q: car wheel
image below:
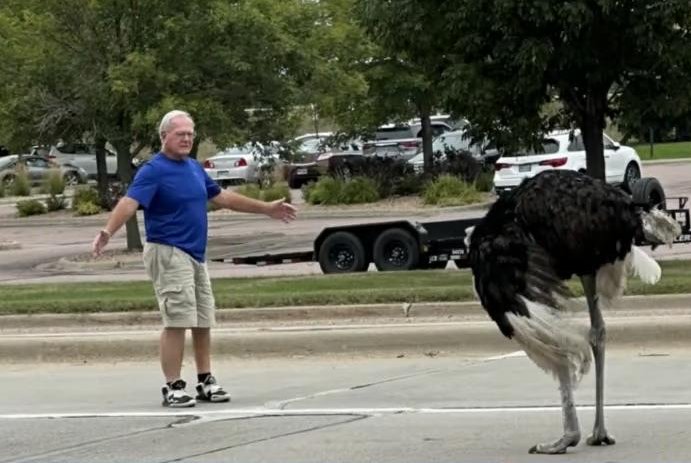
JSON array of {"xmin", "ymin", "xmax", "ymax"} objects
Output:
[
  {"xmin": 622, "ymin": 162, "xmax": 641, "ymax": 193},
  {"xmin": 63, "ymin": 172, "xmax": 80, "ymax": 186},
  {"xmin": 2, "ymin": 174, "xmax": 15, "ymax": 187},
  {"xmin": 373, "ymin": 228, "xmax": 419, "ymax": 271},
  {"xmin": 318, "ymin": 231, "xmax": 368, "ymax": 273}
]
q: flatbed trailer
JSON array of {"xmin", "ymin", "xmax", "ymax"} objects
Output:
[{"xmin": 215, "ymin": 178, "xmax": 691, "ymax": 274}]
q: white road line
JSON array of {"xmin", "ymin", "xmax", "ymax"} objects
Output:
[{"xmin": 2, "ymin": 404, "xmax": 690, "ymax": 420}]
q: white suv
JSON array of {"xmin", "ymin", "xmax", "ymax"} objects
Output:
[{"xmin": 493, "ymin": 130, "xmax": 642, "ymax": 194}]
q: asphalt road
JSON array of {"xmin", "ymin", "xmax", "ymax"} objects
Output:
[{"xmin": 1, "ymin": 347, "xmax": 689, "ymax": 462}]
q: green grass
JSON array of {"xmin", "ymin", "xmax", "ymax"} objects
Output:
[
  {"xmin": 632, "ymin": 141, "xmax": 691, "ymax": 161},
  {"xmin": 1, "ymin": 260, "xmax": 691, "ymax": 315}
]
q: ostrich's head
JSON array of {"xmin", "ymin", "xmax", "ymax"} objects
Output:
[{"xmin": 642, "ymin": 208, "xmax": 682, "ymax": 247}]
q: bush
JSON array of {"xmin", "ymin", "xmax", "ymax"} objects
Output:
[
  {"xmin": 306, "ymin": 177, "xmax": 343, "ymax": 205},
  {"xmin": 72, "ymin": 186, "xmax": 100, "ymax": 210},
  {"xmin": 338, "ymin": 177, "xmax": 380, "ymax": 204},
  {"xmin": 46, "ymin": 194, "xmax": 67, "ymax": 212},
  {"xmin": 16, "ymin": 199, "xmax": 47, "ymax": 217},
  {"xmin": 262, "ymin": 182, "xmax": 291, "ymax": 203},
  {"xmin": 423, "ymin": 175, "xmax": 484, "ymax": 207},
  {"xmin": 41, "ymin": 169, "xmax": 66, "ymax": 195},
  {"xmin": 75, "ymin": 201, "xmax": 102, "ymax": 216},
  {"xmin": 235, "ymin": 183, "xmax": 262, "ymax": 200},
  {"xmin": 329, "ymin": 156, "xmax": 417, "ymax": 197},
  {"xmin": 301, "ymin": 181, "xmax": 317, "ymax": 203},
  {"xmin": 10, "ymin": 167, "xmax": 31, "ymax": 197},
  {"xmin": 475, "ymin": 169, "xmax": 495, "ymax": 192}
]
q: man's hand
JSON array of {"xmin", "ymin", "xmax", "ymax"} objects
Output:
[
  {"xmin": 92, "ymin": 230, "xmax": 111, "ymax": 257},
  {"xmin": 266, "ymin": 198, "xmax": 297, "ymax": 223}
]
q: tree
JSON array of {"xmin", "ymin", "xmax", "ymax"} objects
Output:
[
  {"xmin": 360, "ymin": 1, "xmax": 691, "ymax": 180},
  {"xmin": 356, "ymin": 1, "xmax": 448, "ymax": 172},
  {"xmin": 0, "ymin": 0, "xmax": 335, "ymax": 250}
]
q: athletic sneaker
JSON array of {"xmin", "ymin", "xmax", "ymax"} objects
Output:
[
  {"xmin": 162, "ymin": 379, "xmax": 196, "ymax": 408},
  {"xmin": 195, "ymin": 375, "xmax": 231, "ymax": 403}
]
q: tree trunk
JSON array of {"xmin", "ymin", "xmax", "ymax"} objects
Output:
[
  {"xmin": 418, "ymin": 106, "xmax": 434, "ymax": 173},
  {"xmin": 94, "ymin": 136, "xmax": 109, "ymax": 209},
  {"xmin": 114, "ymin": 140, "xmax": 143, "ymax": 251},
  {"xmin": 580, "ymin": 91, "xmax": 607, "ymax": 181},
  {"xmin": 189, "ymin": 137, "xmax": 200, "ymax": 160}
]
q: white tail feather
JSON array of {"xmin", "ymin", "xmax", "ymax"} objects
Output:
[
  {"xmin": 507, "ymin": 298, "xmax": 591, "ymax": 385},
  {"xmin": 628, "ymin": 245, "xmax": 661, "ymax": 285}
]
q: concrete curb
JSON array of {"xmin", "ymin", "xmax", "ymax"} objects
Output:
[
  {"xmin": 641, "ymin": 158, "xmax": 691, "ymax": 165},
  {"xmin": 2, "ymin": 313, "xmax": 691, "ymax": 363},
  {"xmin": 3, "ymin": 293, "xmax": 691, "ymax": 330}
]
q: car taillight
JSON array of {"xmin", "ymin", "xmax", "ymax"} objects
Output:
[
  {"xmin": 539, "ymin": 157, "xmax": 568, "ymax": 168},
  {"xmin": 203, "ymin": 160, "xmax": 214, "ymax": 168},
  {"xmin": 495, "ymin": 163, "xmax": 510, "ymax": 170},
  {"xmin": 399, "ymin": 141, "xmax": 420, "ymax": 149},
  {"xmin": 234, "ymin": 158, "xmax": 247, "ymax": 167}
]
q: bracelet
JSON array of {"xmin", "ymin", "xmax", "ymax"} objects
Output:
[{"xmin": 101, "ymin": 229, "xmax": 112, "ymax": 238}]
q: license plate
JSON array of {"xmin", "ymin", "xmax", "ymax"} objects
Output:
[
  {"xmin": 519, "ymin": 164, "xmax": 531, "ymax": 172},
  {"xmin": 296, "ymin": 168, "xmax": 308, "ymax": 175},
  {"xmin": 217, "ymin": 170, "xmax": 229, "ymax": 177}
]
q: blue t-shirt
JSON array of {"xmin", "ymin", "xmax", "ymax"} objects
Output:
[{"xmin": 127, "ymin": 153, "xmax": 222, "ymax": 262}]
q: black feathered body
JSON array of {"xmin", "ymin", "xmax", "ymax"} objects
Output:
[{"xmin": 468, "ymin": 170, "xmax": 641, "ymax": 338}]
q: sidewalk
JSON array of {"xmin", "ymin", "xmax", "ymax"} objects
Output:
[{"xmin": 2, "ymin": 294, "xmax": 691, "ymax": 363}]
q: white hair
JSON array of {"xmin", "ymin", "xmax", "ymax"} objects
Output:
[{"xmin": 159, "ymin": 110, "xmax": 193, "ymax": 137}]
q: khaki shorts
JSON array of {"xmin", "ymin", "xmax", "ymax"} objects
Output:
[{"xmin": 143, "ymin": 243, "xmax": 216, "ymax": 328}]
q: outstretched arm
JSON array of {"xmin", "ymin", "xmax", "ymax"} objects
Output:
[
  {"xmin": 210, "ymin": 190, "xmax": 297, "ymax": 223},
  {"xmin": 91, "ymin": 196, "xmax": 140, "ymax": 256}
]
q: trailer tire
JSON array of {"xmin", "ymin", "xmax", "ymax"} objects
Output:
[
  {"xmin": 318, "ymin": 231, "xmax": 368, "ymax": 273},
  {"xmin": 631, "ymin": 177, "xmax": 665, "ymax": 209},
  {"xmin": 373, "ymin": 228, "xmax": 419, "ymax": 271}
]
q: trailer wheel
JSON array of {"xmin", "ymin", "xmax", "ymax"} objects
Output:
[
  {"xmin": 373, "ymin": 228, "xmax": 419, "ymax": 271},
  {"xmin": 631, "ymin": 177, "xmax": 665, "ymax": 209},
  {"xmin": 318, "ymin": 231, "xmax": 368, "ymax": 273}
]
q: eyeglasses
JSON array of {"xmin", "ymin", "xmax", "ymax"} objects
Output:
[{"xmin": 172, "ymin": 131, "xmax": 195, "ymax": 139}]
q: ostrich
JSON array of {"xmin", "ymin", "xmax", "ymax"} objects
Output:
[{"xmin": 467, "ymin": 169, "xmax": 681, "ymax": 454}]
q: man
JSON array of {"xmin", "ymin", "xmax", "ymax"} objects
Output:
[{"xmin": 92, "ymin": 110, "xmax": 297, "ymax": 407}]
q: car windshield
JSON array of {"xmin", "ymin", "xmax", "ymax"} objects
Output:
[{"xmin": 432, "ymin": 132, "xmax": 470, "ymax": 153}]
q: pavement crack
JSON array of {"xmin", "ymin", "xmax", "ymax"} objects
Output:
[
  {"xmin": 2, "ymin": 416, "xmax": 192, "ymax": 463},
  {"xmin": 158, "ymin": 414, "xmax": 368, "ymax": 463},
  {"xmin": 270, "ymin": 368, "xmax": 446, "ymax": 410}
]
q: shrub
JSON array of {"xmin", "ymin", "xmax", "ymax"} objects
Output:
[
  {"xmin": 262, "ymin": 182, "xmax": 291, "ymax": 203},
  {"xmin": 11, "ymin": 167, "xmax": 31, "ymax": 197},
  {"xmin": 72, "ymin": 186, "xmax": 100, "ymax": 210},
  {"xmin": 475, "ymin": 169, "xmax": 495, "ymax": 192},
  {"xmin": 235, "ymin": 183, "xmax": 262, "ymax": 200},
  {"xmin": 423, "ymin": 175, "xmax": 484, "ymax": 206},
  {"xmin": 301, "ymin": 181, "xmax": 317, "ymax": 203},
  {"xmin": 329, "ymin": 156, "xmax": 417, "ymax": 197},
  {"xmin": 41, "ymin": 169, "xmax": 65, "ymax": 195},
  {"xmin": 306, "ymin": 176, "xmax": 343, "ymax": 205},
  {"xmin": 338, "ymin": 177, "xmax": 380, "ymax": 204},
  {"xmin": 46, "ymin": 194, "xmax": 67, "ymax": 212},
  {"xmin": 75, "ymin": 201, "xmax": 102, "ymax": 216},
  {"xmin": 16, "ymin": 199, "xmax": 47, "ymax": 217}
]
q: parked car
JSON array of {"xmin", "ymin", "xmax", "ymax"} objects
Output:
[
  {"xmin": 362, "ymin": 119, "xmax": 453, "ymax": 160},
  {"xmin": 492, "ymin": 130, "xmax": 642, "ymax": 195},
  {"xmin": 47, "ymin": 142, "xmax": 118, "ymax": 179},
  {"xmin": 0, "ymin": 155, "xmax": 88, "ymax": 187},
  {"xmin": 407, "ymin": 129, "xmax": 499, "ymax": 172},
  {"xmin": 203, "ymin": 143, "xmax": 281, "ymax": 187},
  {"xmin": 286, "ymin": 148, "xmax": 364, "ymax": 189}
]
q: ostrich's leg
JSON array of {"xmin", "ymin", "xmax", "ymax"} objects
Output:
[
  {"xmin": 581, "ymin": 275, "xmax": 616, "ymax": 446},
  {"xmin": 529, "ymin": 367, "xmax": 581, "ymax": 454}
]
